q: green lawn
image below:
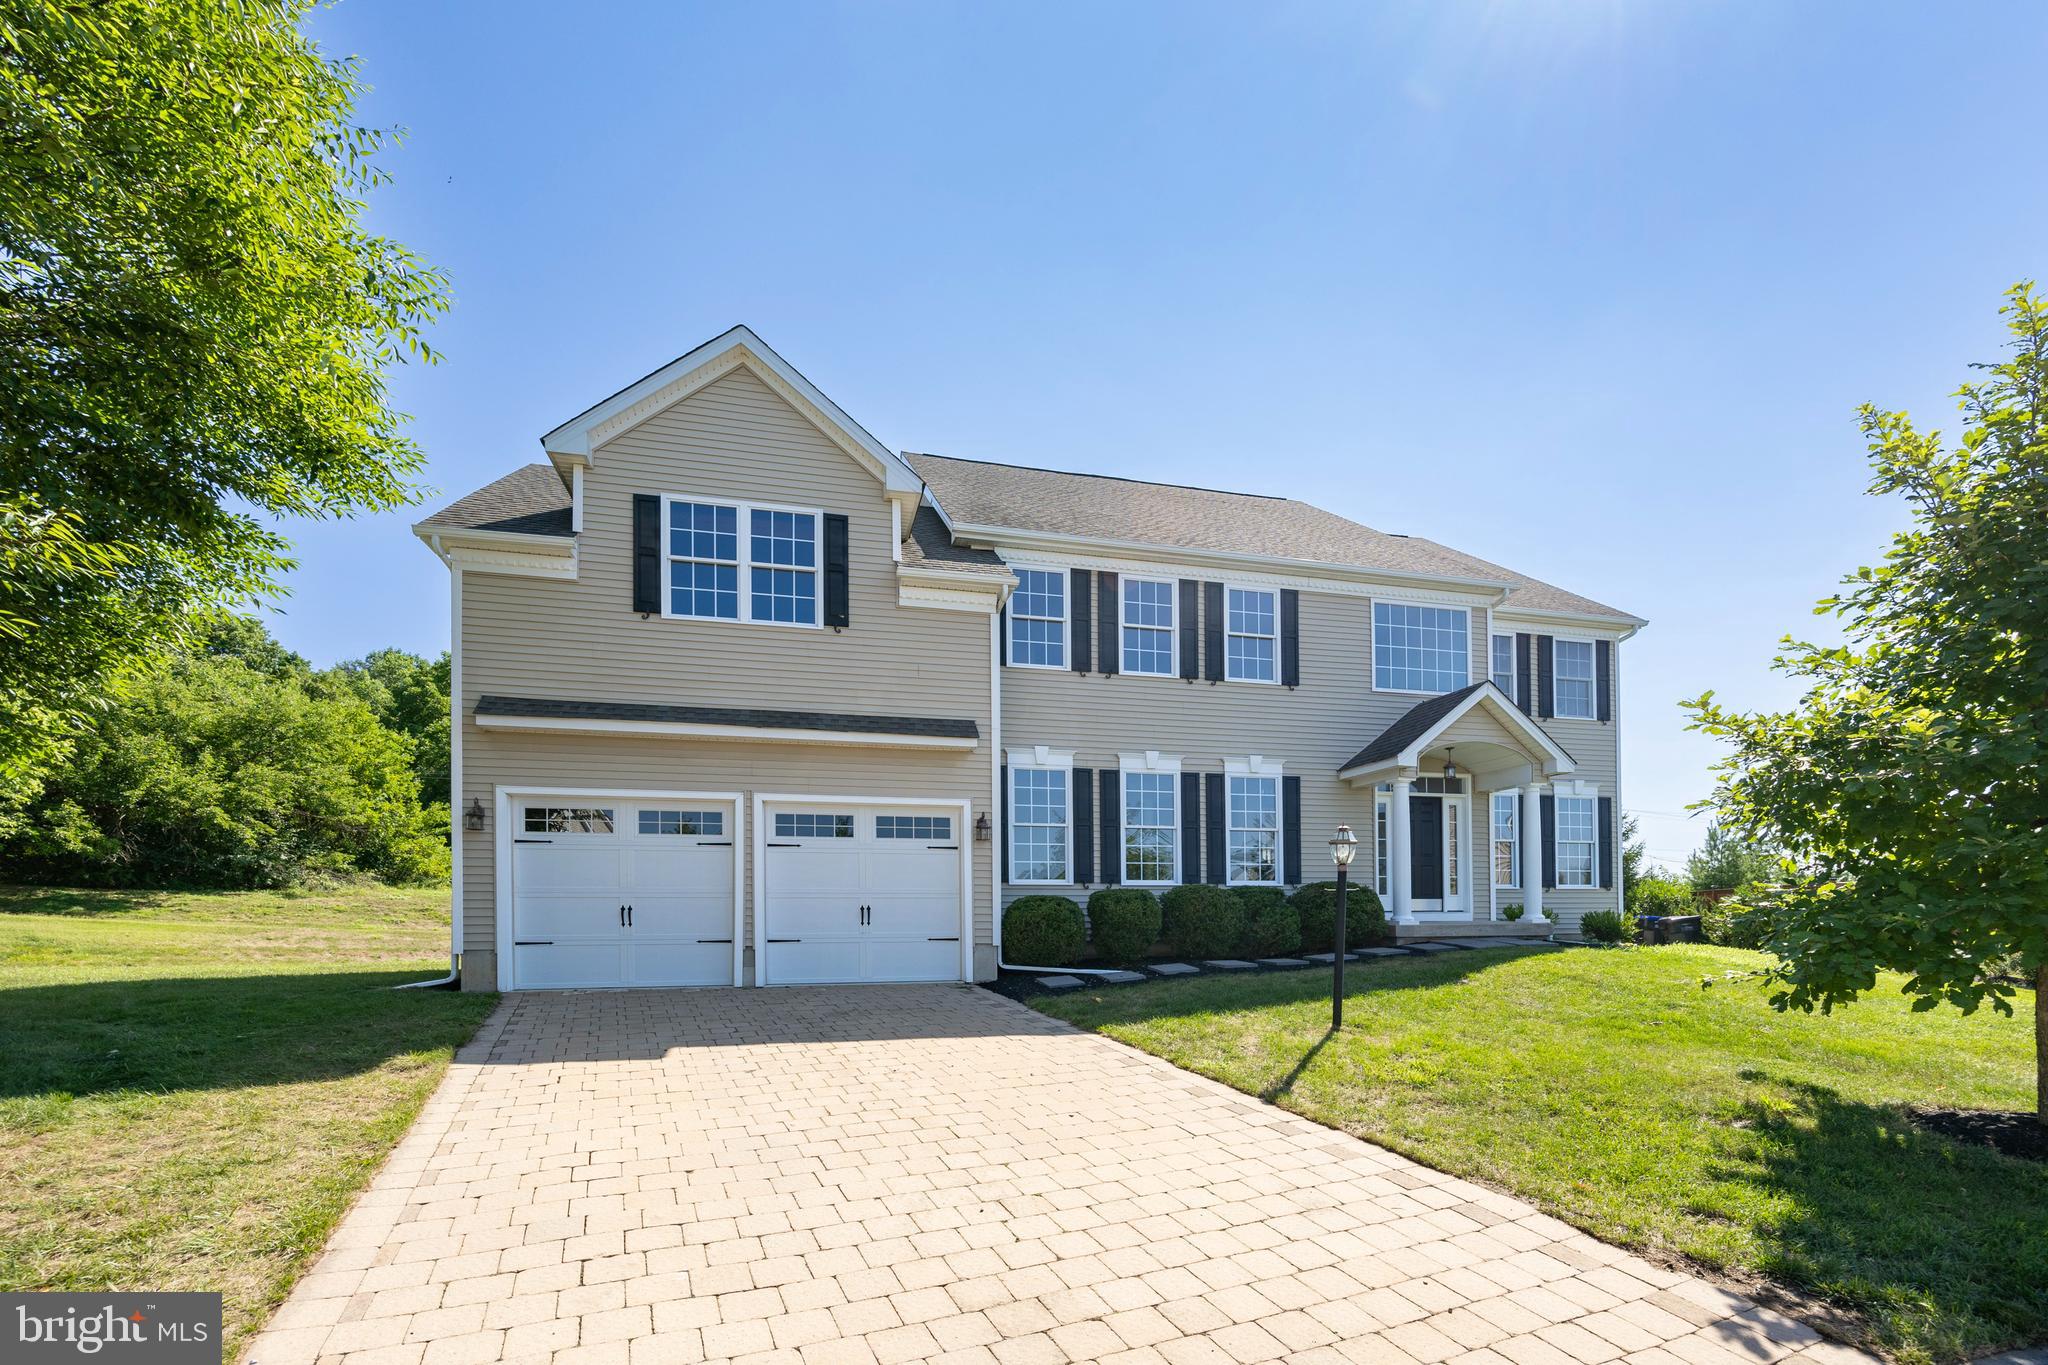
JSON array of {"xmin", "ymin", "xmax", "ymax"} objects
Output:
[
  {"xmin": 1033, "ymin": 944, "xmax": 2045, "ymax": 1365},
  {"xmin": 0, "ymin": 885, "xmax": 496, "ymax": 1359}
]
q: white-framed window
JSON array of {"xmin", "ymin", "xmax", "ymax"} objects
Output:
[
  {"xmin": 1374, "ymin": 787, "xmax": 1391, "ymax": 897},
  {"xmin": 1121, "ymin": 578, "xmax": 1177, "ymax": 676},
  {"xmin": 1447, "ymin": 801, "xmax": 1460, "ymax": 897},
  {"xmin": 640, "ymin": 809, "xmax": 723, "ymax": 836},
  {"xmin": 1225, "ymin": 586, "xmax": 1277, "ymax": 683},
  {"xmin": 1373, "ymin": 601, "xmax": 1470, "ymax": 693},
  {"xmin": 1009, "ymin": 568, "xmax": 1068, "ymax": 668},
  {"xmin": 1491, "ymin": 634, "xmax": 1516, "ymax": 701},
  {"xmin": 1553, "ymin": 639, "xmax": 1596, "ymax": 718},
  {"xmin": 524, "ymin": 806, "xmax": 614, "ymax": 834},
  {"xmin": 664, "ymin": 495, "xmax": 820, "ymax": 627},
  {"xmin": 775, "ymin": 812, "xmax": 853, "ymax": 839},
  {"xmin": 1491, "ymin": 791, "xmax": 1520, "ymax": 888},
  {"xmin": 1122, "ymin": 771, "xmax": 1178, "ymax": 884},
  {"xmin": 1226, "ymin": 774, "xmax": 1280, "ymax": 884},
  {"xmin": 1008, "ymin": 754, "xmax": 1073, "ymax": 883},
  {"xmin": 876, "ymin": 815, "xmax": 951, "ymax": 840},
  {"xmin": 1556, "ymin": 795, "xmax": 1598, "ymax": 887}
]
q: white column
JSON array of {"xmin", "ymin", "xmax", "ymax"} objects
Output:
[
  {"xmin": 1524, "ymin": 783, "xmax": 1548, "ymax": 924},
  {"xmin": 1389, "ymin": 778, "xmax": 1415, "ymax": 925}
]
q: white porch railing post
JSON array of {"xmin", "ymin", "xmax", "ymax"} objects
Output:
[
  {"xmin": 1524, "ymin": 783, "xmax": 1548, "ymax": 924},
  {"xmin": 1389, "ymin": 777, "xmax": 1415, "ymax": 925}
]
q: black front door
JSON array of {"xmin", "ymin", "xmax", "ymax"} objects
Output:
[{"xmin": 1410, "ymin": 795, "xmax": 1444, "ymax": 900}]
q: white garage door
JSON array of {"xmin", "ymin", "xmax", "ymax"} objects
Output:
[
  {"xmin": 510, "ymin": 797, "xmax": 738, "ymax": 990},
  {"xmin": 761, "ymin": 802, "xmax": 963, "ymax": 985}
]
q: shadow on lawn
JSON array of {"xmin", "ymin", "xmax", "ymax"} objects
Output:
[
  {"xmin": 1701, "ymin": 1075, "xmax": 2048, "ymax": 1358},
  {"xmin": 0, "ymin": 970, "xmax": 494, "ymax": 1102},
  {"xmin": 0, "ymin": 887, "xmax": 180, "ymax": 917}
]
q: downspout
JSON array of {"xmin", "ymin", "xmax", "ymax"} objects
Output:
[{"xmin": 400, "ymin": 556, "xmax": 462, "ymax": 989}]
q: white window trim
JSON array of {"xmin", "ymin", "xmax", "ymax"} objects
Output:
[
  {"xmin": 1374, "ymin": 788, "xmax": 1391, "ymax": 898},
  {"xmin": 1223, "ymin": 758, "xmax": 1284, "ymax": 886},
  {"xmin": 1490, "ymin": 788, "xmax": 1521, "ymax": 890},
  {"xmin": 1223, "ymin": 583, "xmax": 1280, "ymax": 685},
  {"xmin": 1491, "ymin": 633, "xmax": 1517, "ymax": 704},
  {"xmin": 1006, "ymin": 565, "xmax": 1071, "ymax": 671},
  {"xmin": 1554, "ymin": 789, "xmax": 1600, "ymax": 889},
  {"xmin": 660, "ymin": 493, "xmax": 824, "ymax": 630},
  {"xmin": 1117, "ymin": 753, "xmax": 1182, "ymax": 887},
  {"xmin": 1550, "ymin": 635, "xmax": 1598, "ymax": 719},
  {"xmin": 1005, "ymin": 745, "xmax": 1075, "ymax": 885},
  {"xmin": 1119, "ymin": 575, "xmax": 1179, "ymax": 677},
  {"xmin": 1371, "ymin": 598, "xmax": 1473, "ymax": 696}
]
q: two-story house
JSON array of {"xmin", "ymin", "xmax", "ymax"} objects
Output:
[{"xmin": 416, "ymin": 327, "xmax": 1643, "ymax": 992}]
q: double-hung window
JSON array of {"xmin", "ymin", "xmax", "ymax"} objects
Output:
[
  {"xmin": 1122, "ymin": 579, "xmax": 1176, "ymax": 676},
  {"xmin": 1491, "ymin": 792, "xmax": 1519, "ymax": 887},
  {"xmin": 1225, "ymin": 587, "xmax": 1277, "ymax": 682},
  {"xmin": 666, "ymin": 496, "xmax": 819, "ymax": 626},
  {"xmin": 1373, "ymin": 602, "xmax": 1469, "ymax": 693},
  {"xmin": 1553, "ymin": 640, "xmax": 1595, "ymax": 718},
  {"xmin": 1227, "ymin": 775, "xmax": 1280, "ymax": 883},
  {"xmin": 1555, "ymin": 796, "xmax": 1597, "ymax": 887},
  {"xmin": 1122, "ymin": 771, "xmax": 1177, "ymax": 884},
  {"xmin": 1491, "ymin": 634, "xmax": 1516, "ymax": 701},
  {"xmin": 1009, "ymin": 569, "xmax": 1067, "ymax": 668},
  {"xmin": 1009, "ymin": 765, "xmax": 1071, "ymax": 882}
]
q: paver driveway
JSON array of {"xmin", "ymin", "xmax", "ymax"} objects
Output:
[{"xmin": 246, "ymin": 985, "xmax": 1870, "ymax": 1365}]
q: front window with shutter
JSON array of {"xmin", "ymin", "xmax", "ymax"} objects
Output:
[
  {"xmin": 1553, "ymin": 640, "xmax": 1596, "ymax": 717},
  {"xmin": 1122, "ymin": 771, "xmax": 1177, "ymax": 884},
  {"xmin": 1556, "ymin": 796, "xmax": 1597, "ymax": 887},
  {"xmin": 1225, "ymin": 587, "xmax": 1277, "ymax": 682},
  {"xmin": 1009, "ymin": 569, "xmax": 1067, "ymax": 668},
  {"xmin": 749, "ymin": 508, "xmax": 817, "ymax": 624},
  {"xmin": 664, "ymin": 495, "xmax": 820, "ymax": 628},
  {"xmin": 1373, "ymin": 602, "xmax": 1470, "ymax": 693},
  {"xmin": 1009, "ymin": 766, "xmax": 1070, "ymax": 882},
  {"xmin": 1491, "ymin": 792, "xmax": 1520, "ymax": 887},
  {"xmin": 1121, "ymin": 579, "xmax": 1176, "ymax": 676},
  {"xmin": 1491, "ymin": 634, "xmax": 1516, "ymax": 700},
  {"xmin": 1227, "ymin": 775, "xmax": 1280, "ymax": 883}
]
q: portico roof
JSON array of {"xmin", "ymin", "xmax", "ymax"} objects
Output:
[{"xmin": 1338, "ymin": 681, "xmax": 1575, "ymax": 782}]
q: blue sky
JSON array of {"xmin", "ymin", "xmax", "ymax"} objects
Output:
[{"xmin": 286, "ymin": 1, "xmax": 2046, "ymax": 873}]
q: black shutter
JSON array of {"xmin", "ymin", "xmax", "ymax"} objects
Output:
[
  {"xmin": 1179, "ymin": 580, "xmax": 1200, "ymax": 680},
  {"xmin": 1100, "ymin": 769, "xmax": 1121, "ymax": 885},
  {"xmin": 1180, "ymin": 772, "xmax": 1201, "ymax": 884},
  {"xmin": 823, "ymin": 513, "xmax": 850, "ymax": 628},
  {"xmin": 1282, "ymin": 775, "xmax": 1302, "ymax": 885},
  {"xmin": 1205, "ymin": 772, "xmax": 1226, "ymax": 883},
  {"xmin": 1098, "ymin": 573, "xmax": 1119, "ymax": 676},
  {"xmin": 1598, "ymin": 796, "xmax": 1615, "ymax": 889},
  {"xmin": 1280, "ymin": 590, "xmax": 1300, "ymax": 688},
  {"xmin": 1070, "ymin": 569, "xmax": 1092, "ymax": 674},
  {"xmin": 1203, "ymin": 582, "xmax": 1225, "ymax": 682},
  {"xmin": 1515, "ymin": 633, "xmax": 1533, "ymax": 716},
  {"xmin": 999, "ymin": 764, "xmax": 1009, "ymax": 883},
  {"xmin": 1073, "ymin": 767, "xmax": 1095, "ymax": 884},
  {"xmin": 1541, "ymin": 792, "xmax": 1557, "ymax": 890},
  {"xmin": 632, "ymin": 494, "xmax": 660, "ymax": 614},
  {"xmin": 998, "ymin": 602, "xmax": 1009, "ymax": 667},
  {"xmin": 1596, "ymin": 640, "xmax": 1613, "ymax": 723},
  {"xmin": 1537, "ymin": 635, "xmax": 1555, "ymax": 719}
]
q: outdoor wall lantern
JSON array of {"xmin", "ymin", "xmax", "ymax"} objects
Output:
[
  {"xmin": 974, "ymin": 812, "xmax": 991, "ymax": 843},
  {"xmin": 1443, "ymin": 748, "xmax": 1458, "ymax": 783},
  {"xmin": 1328, "ymin": 824, "xmax": 1358, "ymax": 1029},
  {"xmin": 463, "ymin": 797, "xmax": 486, "ymax": 832}
]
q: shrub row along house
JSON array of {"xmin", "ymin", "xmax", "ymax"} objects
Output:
[{"xmin": 416, "ymin": 328, "xmax": 1643, "ymax": 990}]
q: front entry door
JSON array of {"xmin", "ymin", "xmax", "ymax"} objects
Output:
[{"xmin": 1410, "ymin": 796, "xmax": 1444, "ymax": 904}]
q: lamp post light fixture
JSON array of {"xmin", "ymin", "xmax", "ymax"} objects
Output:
[{"xmin": 1328, "ymin": 824, "xmax": 1358, "ymax": 1029}]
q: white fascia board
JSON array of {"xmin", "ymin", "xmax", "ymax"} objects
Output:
[
  {"xmin": 475, "ymin": 713, "xmax": 977, "ymax": 750},
  {"xmin": 540, "ymin": 325, "xmax": 920, "ymax": 494},
  {"xmin": 1494, "ymin": 605, "xmax": 1648, "ymax": 635},
  {"xmin": 411, "ymin": 526, "xmax": 579, "ymax": 580}
]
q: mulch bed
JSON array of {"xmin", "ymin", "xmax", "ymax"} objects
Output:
[
  {"xmin": 1911, "ymin": 1106, "xmax": 2048, "ymax": 1163},
  {"xmin": 978, "ymin": 939, "xmax": 1564, "ymax": 1003}
]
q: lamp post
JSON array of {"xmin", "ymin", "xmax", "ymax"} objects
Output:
[{"xmin": 1329, "ymin": 825, "xmax": 1358, "ymax": 1029}]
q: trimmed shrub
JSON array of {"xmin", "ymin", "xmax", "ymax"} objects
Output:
[
  {"xmin": 1700, "ymin": 886, "xmax": 1775, "ymax": 950},
  {"xmin": 1087, "ymin": 888, "xmax": 1162, "ymax": 963},
  {"xmin": 1004, "ymin": 896, "xmax": 1085, "ymax": 965},
  {"xmin": 1632, "ymin": 876, "xmax": 1697, "ymax": 919},
  {"xmin": 1236, "ymin": 887, "xmax": 1301, "ymax": 957},
  {"xmin": 1579, "ymin": 908, "xmax": 1629, "ymax": 944},
  {"xmin": 1291, "ymin": 881, "xmax": 1387, "ymax": 950},
  {"xmin": 1500, "ymin": 902, "xmax": 1526, "ymax": 922},
  {"xmin": 1160, "ymin": 884, "xmax": 1244, "ymax": 959}
]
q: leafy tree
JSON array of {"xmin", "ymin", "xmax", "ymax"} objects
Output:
[
  {"xmin": 1683, "ymin": 819, "xmax": 1778, "ymax": 891},
  {"xmin": 329, "ymin": 647, "xmax": 451, "ymax": 803},
  {"xmin": 1619, "ymin": 811, "xmax": 1646, "ymax": 897},
  {"xmin": 1686, "ymin": 283, "xmax": 2048, "ymax": 1123},
  {"xmin": 0, "ymin": 0, "xmax": 447, "ymax": 799}
]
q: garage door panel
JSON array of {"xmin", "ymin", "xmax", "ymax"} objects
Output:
[
  {"xmin": 771, "ymin": 848, "xmax": 861, "ymax": 892},
  {"xmin": 515, "ymin": 942, "xmax": 626, "ymax": 990},
  {"xmin": 868, "ymin": 894, "xmax": 956, "ymax": 939},
  {"xmin": 762, "ymin": 801, "xmax": 962, "ymax": 985},
  {"xmin": 627, "ymin": 939, "xmax": 732, "ymax": 987},
  {"xmin": 767, "ymin": 889, "xmax": 859, "ymax": 939},
  {"xmin": 514, "ymin": 897, "xmax": 624, "ymax": 940},
  {"xmin": 862, "ymin": 937, "xmax": 957, "ymax": 983},
  {"xmin": 515, "ymin": 845, "xmax": 622, "ymax": 892},
  {"xmin": 865, "ymin": 849, "xmax": 957, "ymax": 893},
  {"xmin": 767, "ymin": 937, "xmax": 866, "ymax": 985}
]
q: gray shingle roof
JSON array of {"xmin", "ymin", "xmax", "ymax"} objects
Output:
[
  {"xmin": 905, "ymin": 453, "xmax": 1636, "ymax": 622},
  {"xmin": 1339, "ymin": 684, "xmax": 1488, "ymax": 772},
  {"xmin": 474, "ymin": 695, "xmax": 978, "ymax": 740},
  {"xmin": 421, "ymin": 464, "xmax": 573, "ymax": 537},
  {"xmin": 900, "ymin": 505, "xmax": 1010, "ymax": 577}
]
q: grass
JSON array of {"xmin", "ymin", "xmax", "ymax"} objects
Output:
[
  {"xmin": 0, "ymin": 884, "xmax": 497, "ymax": 1359},
  {"xmin": 1033, "ymin": 944, "xmax": 2046, "ymax": 1365}
]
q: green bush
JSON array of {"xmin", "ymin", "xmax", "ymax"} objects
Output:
[
  {"xmin": 1291, "ymin": 880, "xmax": 1388, "ymax": 950},
  {"xmin": 1160, "ymin": 884, "xmax": 1244, "ymax": 959},
  {"xmin": 1087, "ymin": 888, "xmax": 1162, "ymax": 963},
  {"xmin": 1004, "ymin": 896, "xmax": 1085, "ymax": 965},
  {"xmin": 1235, "ymin": 887, "xmax": 1301, "ymax": 957},
  {"xmin": 1500, "ymin": 902, "xmax": 1525, "ymax": 922},
  {"xmin": 1700, "ymin": 886, "xmax": 1775, "ymax": 950},
  {"xmin": 1579, "ymin": 908, "xmax": 1630, "ymax": 944},
  {"xmin": 1632, "ymin": 876, "xmax": 1697, "ymax": 919}
]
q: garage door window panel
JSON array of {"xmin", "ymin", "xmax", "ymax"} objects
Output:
[
  {"xmin": 639, "ymin": 809, "xmax": 723, "ymax": 836},
  {"xmin": 776, "ymin": 812, "xmax": 853, "ymax": 839},
  {"xmin": 523, "ymin": 806, "xmax": 615, "ymax": 834},
  {"xmin": 876, "ymin": 815, "xmax": 952, "ymax": 841}
]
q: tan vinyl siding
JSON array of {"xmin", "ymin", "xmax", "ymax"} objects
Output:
[{"xmin": 455, "ymin": 367, "xmax": 994, "ymax": 982}]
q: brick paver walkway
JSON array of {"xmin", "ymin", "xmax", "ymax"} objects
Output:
[{"xmin": 245, "ymin": 985, "xmax": 1872, "ymax": 1365}]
